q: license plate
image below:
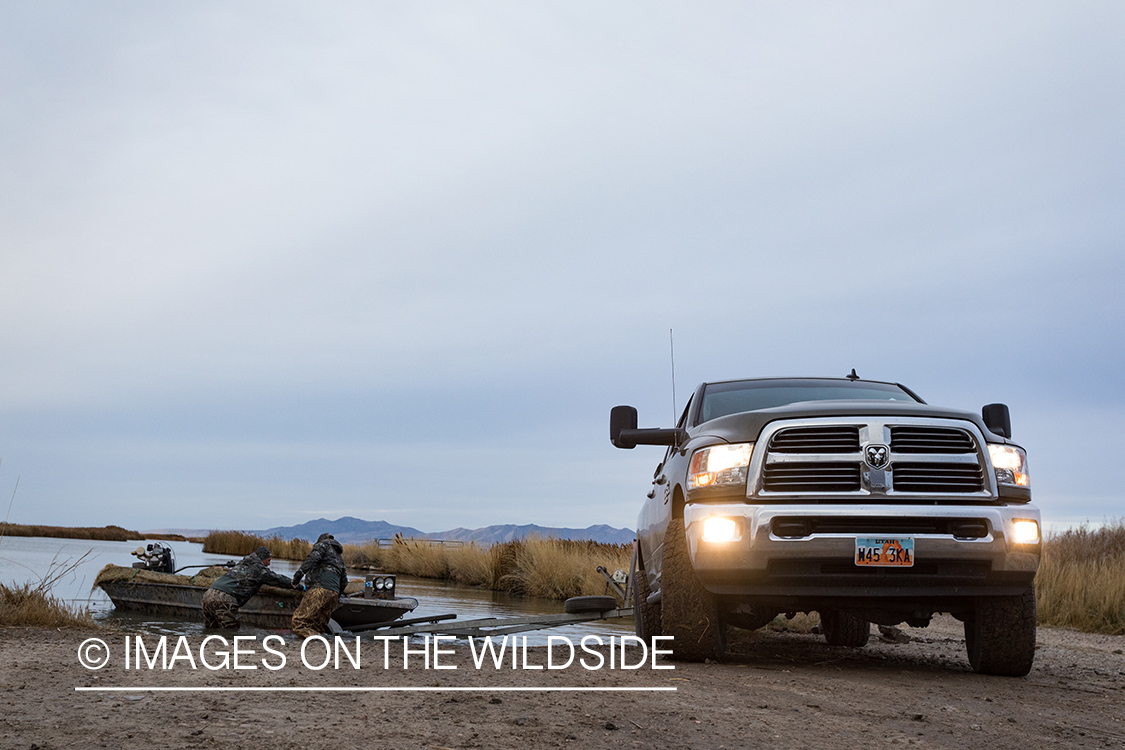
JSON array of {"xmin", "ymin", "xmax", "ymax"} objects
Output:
[{"xmin": 855, "ymin": 537, "xmax": 914, "ymax": 567}]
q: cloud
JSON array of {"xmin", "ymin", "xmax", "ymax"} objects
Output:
[{"xmin": 0, "ymin": 2, "xmax": 1122, "ymax": 529}]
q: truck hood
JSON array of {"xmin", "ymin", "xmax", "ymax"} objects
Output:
[{"xmin": 692, "ymin": 399, "xmax": 1006, "ymax": 444}]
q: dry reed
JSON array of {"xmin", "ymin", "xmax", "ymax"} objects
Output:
[
  {"xmin": 2, "ymin": 551, "xmax": 100, "ymax": 629},
  {"xmin": 0, "ymin": 582, "xmax": 97, "ymax": 629},
  {"xmin": 0, "ymin": 522, "xmax": 141, "ymax": 542},
  {"xmin": 499, "ymin": 538, "xmax": 632, "ymax": 599},
  {"xmin": 341, "ymin": 536, "xmax": 633, "ymax": 601},
  {"xmin": 201, "ymin": 531, "xmax": 311, "ymax": 560},
  {"xmin": 1036, "ymin": 521, "xmax": 1125, "ymax": 634}
]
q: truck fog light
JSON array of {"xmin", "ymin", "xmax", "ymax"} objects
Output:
[
  {"xmin": 1011, "ymin": 519, "xmax": 1040, "ymax": 545},
  {"xmin": 702, "ymin": 517, "xmax": 739, "ymax": 543}
]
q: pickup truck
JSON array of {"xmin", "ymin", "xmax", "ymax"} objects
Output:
[{"xmin": 611, "ymin": 375, "xmax": 1040, "ymax": 676}]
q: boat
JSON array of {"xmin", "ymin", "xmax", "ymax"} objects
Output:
[{"xmin": 95, "ymin": 562, "xmax": 418, "ymax": 630}]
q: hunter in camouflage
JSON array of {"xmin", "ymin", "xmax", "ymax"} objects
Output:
[
  {"xmin": 291, "ymin": 533, "xmax": 349, "ymax": 637},
  {"xmin": 202, "ymin": 546, "xmax": 294, "ymax": 629}
]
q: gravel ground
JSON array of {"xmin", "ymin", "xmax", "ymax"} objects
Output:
[{"xmin": 2, "ymin": 620, "xmax": 1123, "ymax": 749}]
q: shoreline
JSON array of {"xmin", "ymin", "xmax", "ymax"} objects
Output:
[{"xmin": 0, "ymin": 523, "xmax": 187, "ymax": 543}]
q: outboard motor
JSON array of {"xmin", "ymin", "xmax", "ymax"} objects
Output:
[{"xmin": 131, "ymin": 542, "xmax": 176, "ymax": 574}]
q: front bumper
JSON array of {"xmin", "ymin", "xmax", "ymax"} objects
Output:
[{"xmin": 683, "ymin": 502, "xmax": 1040, "ymax": 600}]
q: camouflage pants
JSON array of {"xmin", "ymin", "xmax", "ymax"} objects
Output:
[
  {"xmin": 202, "ymin": 588, "xmax": 241, "ymax": 629},
  {"xmin": 291, "ymin": 586, "xmax": 339, "ymax": 638}
]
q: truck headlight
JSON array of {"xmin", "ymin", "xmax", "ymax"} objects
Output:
[
  {"xmin": 988, "ymin": 444, "xmax": 1029, "ymax": 488},
  {"xmin": 688, "ymin": 443, "xmax": 754, "ymax": 490}
]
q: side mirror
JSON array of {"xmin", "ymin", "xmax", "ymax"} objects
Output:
[
  {"xmin": 610, "ymin": 405, "xmax": 639, "ymax": 449},
  {"xmin": 610, "ymin": 405, "xmax": 686, "ymax": 449},
  {"xmin": 982, "ymin": 403, "xmax": 1012, "ymax": 439}
]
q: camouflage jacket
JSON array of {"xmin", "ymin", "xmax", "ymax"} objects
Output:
[
  {"xmin": 293, "ymin": 537, "xmax": 348, "ymax": 594},
  {"xmin": 208, "ymin": 550, "xmax": 294, "ymax": 606}
]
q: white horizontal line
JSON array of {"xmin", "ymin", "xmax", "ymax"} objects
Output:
[{"xmin": 75, "ymin": 686, "xmax": 677, "ymax": 693}]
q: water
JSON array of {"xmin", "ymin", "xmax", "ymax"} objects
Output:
[
  {"xmin": 0, "ymin": 535, "xmax": 235, "ymax": 610},
  {"xmin": 385, "ymin": 575, "xmax": 634, "ymax": 643},
  {"xmin": 0, "ymin": 536, "xmax": 633, "ymax": 643},
  {"xmin": 0, "ymin": 536, "xmax": 255, "ymax": 635}
]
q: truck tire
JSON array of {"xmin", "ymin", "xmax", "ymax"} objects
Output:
[
  {"xmin": 633, "ymin": 549, "xmax": 662, "ymax": 639},
  {"xmin": 965, "ymin": 586, "xmax": 1036, "ymax": 676},
  {"xmin": 661, "ymin": 517, "xmax": 726, "ymax": 661},
  {"xmin": 820, "ymin": 610, "xmax": 870, "ymax": 647},
  {"xmin": 564, "ymin": 596, "xmax": 619, "ymax": 614}
]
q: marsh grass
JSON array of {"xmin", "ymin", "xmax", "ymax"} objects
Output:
[
  {"xmin": 343, "ymin": 536, "xmax": 633, "ymax": 600},
  {"xmin": 499, "ymin": 538, "xmax": 632, "ymax": 599},
  {"xmin": 0, "ymin": 582, "xmax": 97, "ymax": 628},
  {"xmin": 1036, "ymin": 521, "xmax": 1125, "ymax": 634},
  {"xmin": 0, "ymin": 522, "xmax": 141, "ymax": 542},
  {"xmin": 0, "ymin": 552, "xmax": 99, "ymax": 629},
  {"xmin": 201, "ymin": 531, "xmax": 311, "ymax": 560}
]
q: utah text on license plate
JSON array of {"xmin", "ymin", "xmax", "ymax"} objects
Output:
[{"xmin": 855, "ymin": 537, "xmax": 914, "ymax": 567}]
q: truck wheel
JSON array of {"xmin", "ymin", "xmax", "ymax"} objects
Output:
[
  {"xmin": 965, "ymin": 586, "xmax": 1036, "ymax": 676},
  {"xmin": 564, "ymin": 596, "xmax": 618, "ymax": 614},
  {"xmin": 661, "ymin": 517, "xmax": 726, "ymax": 661},
  {"xmin": 820, "ymin": 610, "xmax": 871, "ymax": 647},
  {"xmin": 633, "ymin": 549, "xmax": 662, "ymax": 639}
]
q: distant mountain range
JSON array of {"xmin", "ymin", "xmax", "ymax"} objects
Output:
[{"xmin": 253, "ymin": 516, "xmax": 635, "ymax": 545}]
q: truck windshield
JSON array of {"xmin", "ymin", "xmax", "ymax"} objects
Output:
[{"xmin": 699, "ymin": 380, "xmax": 918, "ymax": 424}]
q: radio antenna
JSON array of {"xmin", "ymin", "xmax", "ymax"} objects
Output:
[{"xmin": 669, "ymin": 328, "xmax": 677, "ymax": 422}]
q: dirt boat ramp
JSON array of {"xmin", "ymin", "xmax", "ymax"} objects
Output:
[{"xmin": 2, "ymin": 616, "xmax": 1122, "ymax": 749}]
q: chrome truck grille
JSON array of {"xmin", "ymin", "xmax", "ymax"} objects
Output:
[
  {"xmin": 754, "ymin": 419, "xmax": 992, "ymax": 499},
  {"xmin": 767, "ymin": 426, "xmax": 860, "ymax": 453},
  {"xmin": 761, "ymin": 462, "xmax": 861, "ymax": 492},
  {"xmin": 891, "ymin": 462, "xmax": 986, "ymax": 492},
  {"xmin": 889, "ymin": 425, "xmax": 976, "ymax": 453}
]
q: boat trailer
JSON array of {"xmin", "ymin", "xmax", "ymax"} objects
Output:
[{"xmin": 329, "ymin": 561, "xmax": 636, "ymax": 639}]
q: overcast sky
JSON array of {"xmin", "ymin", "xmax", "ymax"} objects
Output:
[{"xmin": 1, "ymin": 2, "xmax": 1121, "ymax": 534}]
